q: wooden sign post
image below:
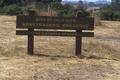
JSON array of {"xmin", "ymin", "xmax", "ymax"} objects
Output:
[
  {"xmin": 76, "ymin": 11, "xmax": 88, "ymax": 56},
  {"xmin": 76, "ymin": 30, "xmax": 82, "ymax": 56},
  {"xmin": 16, "ymin": 11, "xmax": 94, "ymax": 57},
  {"xmin": 28, "ymin": 11, "xmax": 36, "ymax": 55}
]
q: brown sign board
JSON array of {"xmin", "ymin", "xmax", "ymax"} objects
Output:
[
  {"xmin": 16, "ymin": 30, "xmax": 94, "ymax": 37},
  {"xmin": 17, "ymin": 16, "xmax": 94, "ymax": 30},
  {"xmin": 16, "ymin": 11, "xmax": 95, "ymax": 56}
]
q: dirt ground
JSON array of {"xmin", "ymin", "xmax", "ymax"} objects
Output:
[{"xmin": 0, "ymin": 16, "xmax": 120, "ymax": 80}]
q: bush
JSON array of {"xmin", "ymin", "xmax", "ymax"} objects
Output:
[
  {"xmin": 112, "ymin": 11, "xmax": 120, "ymax": 21},
  {"xmin": 51, "ymin": 2, "xmax": 63, "ymax": 10},
  {"xmin": 57, "ymin": 4, "xmax": 75, "ymax": 17},
  {"xmin": 21, "ymin": 4, "xmax": 37, "ymax": 15},
  {"xmin": 0, "ymin": 3, "xmax": 50, "ymax": 15},
  {"xmin": 0, "ymin": 0, "xmax": 4, "ymax": 7},
  {"xmin": 57, "ymin": 9, "xmax": 74, "ymax": 17},
  {"xmin": 2, "ymin": 4, "xmax": 22, "ymax": 15},
  {"xmin": 35, "ymin": 2, "xmax": 48, "ymax": 11},
  {"xmin": 99, "ymin": 4, "xmax": 120, "ymax": 21},
  {"xmin": 100, "ymin": 10, "xmax": 120, "ymax": 21}
]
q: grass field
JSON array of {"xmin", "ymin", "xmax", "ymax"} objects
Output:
[{"xmin": 0, "ymin": 16, "xmax": 120, "ymax": 80}]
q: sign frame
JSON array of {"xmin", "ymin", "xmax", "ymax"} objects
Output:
[{"xmin": 16, "ymin": 11, "xmax": 94, "ymax": 57}]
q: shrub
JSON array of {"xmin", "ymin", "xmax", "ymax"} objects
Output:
[
  {"xmin": 35, "ymin": 2, "xmax": 48, "ymax": 11},
  {"xmin": 99, "ymin": 4, "xmax": 120, "ymax": 21},
  {"xmin": 57, "ymin": 9, "xmax": 74, "ymax": 17},
  {"xmin": 2, "ymin": 4, "xmax": 22, "ymax": 15},
  {"xmin": 57, "ymin": 4, "xmax": 75, "ymax": 17},
  {"xmin": 100, "ymin": 10, "xmax": 120, "ymax": 21},
  {"xmin": 21, "ymin": 4, "xmax": 37, "ymax": 15},
  {"xmin": 112, "ymin": 11, "xmax": 120, "ymax": 21},
  {"xmin": 0, "ymin": 0, "xmax": 4, "ymax": 7},
  {"xmin": 51, "ymin": 2, "xmax": 63, "ymax": 10}
]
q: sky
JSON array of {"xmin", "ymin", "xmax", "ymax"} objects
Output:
[{"xmin": 62, "ymin": 0, "xmax": 111, "ymax": 2}]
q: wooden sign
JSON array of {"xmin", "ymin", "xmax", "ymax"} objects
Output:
[
  {"xmin": 17, "ymin": 16, "xmax": 94, "ymax": 30},
  {"xmin": 16, "ymin": 30, "xmax": 94, "ymax": 37},
  {"xmin": 16, "ymin": 11, "xmax": 94, "ymax": 57}
]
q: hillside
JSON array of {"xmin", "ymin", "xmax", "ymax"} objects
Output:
[{"xmin": 0, "ymin": 16, "xmax": 120, "ymax": 80}]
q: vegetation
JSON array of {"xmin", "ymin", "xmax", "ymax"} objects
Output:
[
  {"xmin": 1, "ymin": 4, "xmax": 22, "ymax": 15},
  {"xmin": 0, "ymin": 0, "xmax": 75, "ymax": 16},
  {"xmin": 99, "ymin": 3, "xmax": 120, "ymax": 21},
  {"xmin": 57, "ymin": 4, "xmax": 75, "ymax": 17},
  {"xmin": 0, "ymin": 0, "xmax": 90, "ymax": 17}
]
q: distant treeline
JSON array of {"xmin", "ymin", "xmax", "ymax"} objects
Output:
[
  {"xmin": 0, "ymin": 0, "xmax": 120, "ymax": 21},
  {"xmin": 0, "ymin": 0, "xmax": 90, "ymax": 17},
  {"xmin": 0, "ymin": 0, "xmax": 62, "ymax": 6},
  {"xmin": 0, "ymin": 0, "xmax": 78, "ymax": 16}
]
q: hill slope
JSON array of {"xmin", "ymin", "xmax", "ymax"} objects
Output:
[{"xmin": 0, "ymin": 16, "xmax": 120, "ymax": 80}]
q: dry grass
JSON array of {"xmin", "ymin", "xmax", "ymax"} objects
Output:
[{"xmin": 0, "ymin": 16, "xmax": 120, "ymax": 80}]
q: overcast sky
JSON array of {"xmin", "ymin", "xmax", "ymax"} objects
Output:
[{"xmin": 62, "ymin": 0, "xmax": 111, "ymax": 2}]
